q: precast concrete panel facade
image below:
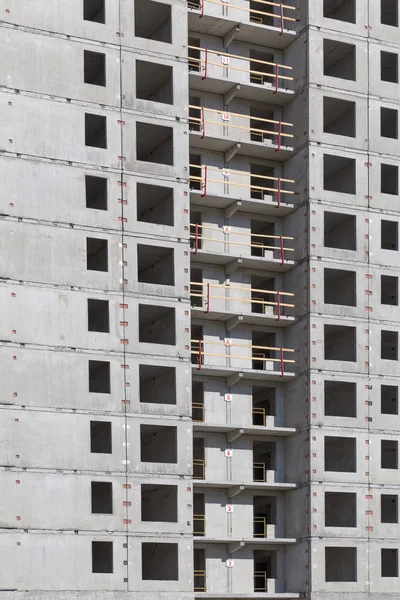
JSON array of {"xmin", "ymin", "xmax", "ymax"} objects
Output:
[{"xmin": 1, "ymin": 1, "xmax": 400, "ymax": 600}]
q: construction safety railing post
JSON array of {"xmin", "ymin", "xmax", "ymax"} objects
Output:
[
  {"xmin": 200, "ymin": 106, "xmax": 205, "ymax": 139},
  {"xmin": 277, "ymin": 290, "xmax": 281, "ymax": 321},
  {"xmin": 201, "ymin": 165, "xmax": 208, "ymax": 198},
  {"xmin": 275, "ymin": 120, "xmax": 282, "ymax": 152},
  {"xmin": 205, "ymin": 282, "xmax": 211, "ymax": 314}
]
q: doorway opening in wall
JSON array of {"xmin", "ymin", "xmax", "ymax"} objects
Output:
[
  {"xmin": 253, "ymin": 496, "xmax": 276, "ymax": 538},
  {"xmin": 253, "ymin": 441, "xmax": 275, "ymax": 481},
  {"xmin": 193, "ymin": 493, "xmax": 206, "ymax": 536},
  {"xmin": 194, "ymin": 549, "xmax": 206, "ymax": 591},
  {"xmin": 250, "ymin": 164, "xmax": 275, "ymax": 200},
  {"xmin": 190, "ymin": 155, "xmax": 202, "ymax": 191},
  {"xmin": 250, "ymin": 105, "xmax": 275, "ymax": 143},
  {"xmin": 191, "ymin": 269, "xmax": 203, "ymax": 309},
  {"xmin": 252, "ymin": 330, "xmax": 276, "ymax": 370},
  {"xmin": 193, "ymin": 437, "xmax": 205, "ymax": 479},
  {"xmin": 252, "ymin": 386, "xmax": 276, "ymax": 426},
  {"xmin": 251, "ymin": 276, "xmax": 276, "ymax": 315},
  {"xmin": 251, "ymin": 219, "xmax": 275, "ymax": 258},
  {"xmin": 190, "ymin": 212, "xmax": 203, "ymax": 251},
  {"xmin": 254, "ymin": 550, "xmax": 276, "ymax": 591},
  {"xmin": 192, "ymin": 380, "xmax": 205, "ymax": 422},
  {"xmin": 249, "ymin": 51, "xmax": 275, "ymax": 86}
]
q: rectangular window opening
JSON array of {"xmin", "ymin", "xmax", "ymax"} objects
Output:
[
  {"xmin": 137, "ymin": 182, "xmax": 174, "ymax": 226},
  {"xmin": 136, "ymin": 122, "xmax": 173, "ymax": 165},
  {"xmin": 324, "ymin": 268, "xmax": 356, "ymax": 306},
  {"xmin": 325, "ymin": 492, "xmax": 357, "ymax": 527},
  {"xmin": 381, "ymin": 163, "xmax": 399, "ymax": 195},
  {"xmin": 85, "ymin": 113, "xmax": 107, "ymax": 149},
  {"xmin": 91, "ymin": 481, "xmax": 113, "ymax": 514},
  {"xmin": 89, "ymin": 360, "xmax": 110, "ymax": 394},
  {"xmin": 382, "ymin": 548, "xmax": 399, "ymax": 577},
  {"xmin": 381, "ymin": 494, "xmax": 398, "ymax": 523},
  {"xmin": 142, "ymin": 542, "xmax": 178, "ymax": 580},
  {"xmin": 84, "ymin": 50, "xmax": 106, "ymax": 86},
  {"xmin": 138, "ymin": 304, "xmax": 176, "ymax": 345},
  {"xmin": 136, "ymin": 60, "xmax": 173, "ymax": 104},
  {"xmin": 381, "ymin": 108, "xmax": 398, "ymax": 139},
  {"xmin": 85, "ymin": 175, "xmax": 108, "ymax": 211},
  {"xmin": 381, "ymin": 330, "xmax": 398, "ymax": 360},
  {"xmin": 86, "ymin": 237, "xmax": 108, "ymax": 272},
  {"xmin": 88, "ymin": 299, "xmax": 109, "ymax": 333},
  {"xmin": 324, "ymin": 211, "xmax": 356, "ymax": 250},
  {"xmin": 92, "ymin": 541, "xmax": 113, "ymax": 573},
  {"xmin": 381, "ymin": 440, "xmax": 398, "ymax": 469},
  {"xmin": 325, "ymin": 547, "xmax": 357, "ymax": 582},
  {"xmin": 381, "ymin": 0, "xmax": 398, "ymax": 26},
  {"xmin": 381, "ymin": 219, "xmax": 399, "ymax": 250},
  {"xmin": 381, "ymin": 275, "xmax": 398, "ymax": 306},
  {"xmin": 381, "ymin": 51, "xmax": 399, "ymax": 83},
  {"xmin": 323, "ymin": 0, "xmax": 356, "ymax": 23},
  {"xmin": 324, "ymin": 325, "xmax": 356, "ymax": 361},
  {"xmin": 381, "ymin": 385, "xmax": 398, "ymax": 415},
  {"xmin": 90, "ymin": 421, "xmax": 112, "ymax": 454}
]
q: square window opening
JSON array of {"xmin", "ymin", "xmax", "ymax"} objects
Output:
[
  {"xmin": 324, "ymin": 268, "xmax": 356, "ymax": 306},
  {"xmin": 324, "ymin": 436, "xmax": 357, "ymax": 472},
  {"xmin": 136, "ymin": 122, "xmax": 173, "ymax": 165},
  {"xmin": 324, "ymin": 380, "xmax": 357, "ymax": 418},
  {"xmin": 85, "ymin": 113, "xmax": 107, "ymax": 148},
  {"xmin": 323, "ymin": 96, "xmax": 356, "ymax": 137},
  {"xmin": 135, "ymin": 0, "xmax": 172, "ymax": 43},
  {"xmin": 84, "ymin": 0, "xmax": 105, "ymax": 23},
  {"xmin": 141, "ymin": 484, "xmax": 178, "ymax": 522},
  {"xmin": 142, "ymin": 542, "xmax": 178, "ymax": 580},
  {"xmin": 140, "ymin": 424, "xmax": 177, "ymax": 463},
  {"xmin": 136, "ymin": 60, "xmax": 173, "ymax": 104},
  {"xmin": 137, "ymin": 244, "xmax": 175, "ymax": 286},
  {"xmin": 325, "ymin": 547, "xmax": 357, "ymax": 582},
  {"xmin": 325, "ymin": 492, "xmax": 357, "ymax": 527},
  {"xmin": 323, "ymin": 154, "xmax": 356, "ymax": 194},
  {"xmin": 137, "ymin": 182, "xmax": 174, "ymax": 226},
  {"xmin": 324, "ymin": 325, "xmax": 356, "ymax": 361},
  {"xmin": 139, "ymin": 364, "xmax": 176, "ymax": 405},
  {"xmin": 324, "ymin": 211, "xmax": 356, "ymax": 250},
  {"xmin": 323, "ymin": 39, "xmax": 356, "ymax": 81},
  {"xmin": 138, "ymin": 304, "xmax": 176, "ymax": 345}
]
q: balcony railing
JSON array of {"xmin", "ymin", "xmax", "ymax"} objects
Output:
[
  {"xmin": 253, "ymin": 462, "xmax": 267, "ymax": 482},
  {"xmin": 188, "ymin": 0, "xmax": 296, "ymax": 34},
  {"xmin": 189, "ymin": 105, "xmax": 294, "ymax": 152},
  {"xmin": 194, "ymin": 458, "xmax": 206, "ymax": 479},
  {"xmin": 254, "ymin": 570, "xmax": 268, "ymax": 592},
  {"xmin": 192, "ymin": 402, "xmax": 205, "ymax": 422},
  {"xmin": 194, "ymin": 513, "xmax": 206, "ymax": 536},
  {"xmin": 190, "ymin": 222, "xmax": 294, "ymax": 265},
  {"xmin": 194, "ymin": 569, "xmax": 207, "ymax": 592},
  {"xmin": 254, "ymin": 516, "xmax": 267, "ymax": 537},
  {"xmin": 191, "ymin": 339, "xmax": 295, "ymax": 377},
  {"xmin": 253, "ymin": 407, "xmax": 267, "ymax": 426},
  {"xmin": 189, "ymin": 164, "xmax": 295, "ymax": 207},
  {"xmin": 190, "ymin": 281, "xmax": 294, "ymax": 319},
  {"xmin": 188, "ymin": 46, "xmax": 293, "ymax": 94}
]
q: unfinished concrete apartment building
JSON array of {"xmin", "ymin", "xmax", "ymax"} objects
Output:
[{"xmin": 2, "ymin": 0, "xmax": 400, "ymax": 598}]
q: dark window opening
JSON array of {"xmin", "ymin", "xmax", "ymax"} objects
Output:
[
  {"xmin": 92, "ymin": 541, "xmax": 113, "ymax": 573},
  {"xmin": 91, "ymin": 482, "xmax": 113, "ymax": 514},
  {"xmin": 89, "ymin": 360, "xmax": 110, "ymax": 394},
  {"xmin": 85, "ymin": 113, "xmax": 107, "ymax": 149},
  {"xmin": 84, "ymin": 50, "xmax": 106, "ymax": 86},
  {"xmin": 90, "ymin": 421, "xmax": 112, "ymax": 454},
  {"xmin": 85, "ymin": 175, "xmax": 108, "ymax": 211}
]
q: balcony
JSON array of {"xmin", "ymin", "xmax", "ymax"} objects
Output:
[
  {"xmin": 190, "ymin": 222, "xmax": 295, "ymax": 272},
  {"xmin": 191, "ymin": 338, "xmax": 295, "ymax": 381},
  {"xmin": 190, "ymin": 280, "xmax": 295, "ymax": 327},
  {"xmin": 188, "ymin": 45, "xmax": 294, "ymax": 105},
  {"xmin": 189, "ymin": 163, "xmax": 295, "ymax": 216},
  {"xmin": 187, "ymin": 0, "xmax": 297, "ymax": 48},
  {"xmin": 189, "ymin": 104, "xmax": 294, "ymax": 161}
]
